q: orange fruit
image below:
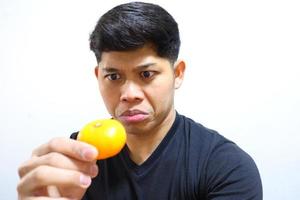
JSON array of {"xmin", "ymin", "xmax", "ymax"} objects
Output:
[{"xmin": 77, "ymin": 119, "xmax": 126, "ymax": 160}]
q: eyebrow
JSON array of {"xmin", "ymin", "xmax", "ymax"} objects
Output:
[
  {"xmin": 101, "ymin": 62, "xmax": 157, "ymax": 73},
  {"xmin": 101, "ymin": 67, "xmax": 118, "ymax": 73}
]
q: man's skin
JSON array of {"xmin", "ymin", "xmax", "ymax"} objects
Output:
[{"xmin": 17, "ymin": 44, "xmax": 186, "ymax": 199}]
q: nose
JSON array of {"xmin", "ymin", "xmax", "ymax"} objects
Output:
[{"xmin": 120, "ymin": 81, "xmax": 144, "ymax": 103}]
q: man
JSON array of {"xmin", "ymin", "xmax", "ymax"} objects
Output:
[{"xmin": 17, "ymin": 2, "xmax": 262, "ymax": 199}]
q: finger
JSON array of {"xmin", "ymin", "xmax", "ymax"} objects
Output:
[
  {"xmin": 23, "ymin": 197, "xmax": 71, "ymax": 200},
  {"xmin": 47, "ymin": 186, "xmax": 61, "ymax": 197},
  {"xmin": 19, "ymin": 152, "xmax": 99, "ymax": 178},
  {"xmin": 24, "ymin": 197, "xmax": 72, "ymax": 200},
  {"xmin": 31, "ymin": 137, "xmax": 98, "ymax": 161},
  {"xmin": 17, "ymin": 165, "xmax": 92, "ymax": 196},
  {"xmin": 19, "ymin": 186, "xmax": 78, "ymax": 200}
]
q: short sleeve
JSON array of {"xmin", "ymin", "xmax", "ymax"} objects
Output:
[{"xmin": 205, "ymin": 141, "xmax": 263, "ymax": 200}]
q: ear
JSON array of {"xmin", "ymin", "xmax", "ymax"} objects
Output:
[
  {"xmin": 94, "ymin": 66, "xmax": 99, "ymax": 78},
  {"xmin": 173, "ymin": 60, "xmax": 186, "ymax": 89}
]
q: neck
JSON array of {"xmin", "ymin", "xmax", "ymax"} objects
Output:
[{"xmin": 126, "ymin": 109, "xmax": 176, "ymax": 165}]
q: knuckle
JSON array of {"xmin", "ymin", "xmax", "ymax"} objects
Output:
[
  {"xmin": 48, "ymin": 137, "xmax": 61, "ymax": 151},
  {"xmin": 18, "ymin": 162, "xmax": 26, "ymax": 178},
  {"xmin": 31, "ymin": 146, "xmax": 40, "ymax": 157},
  {"xmin": 18, "ymin": 159, "xmax": 34, "ymax": 178},
  {"xmin": 31, "ymin": 166, "xmax": 48, "ymax": 183},
  {"xmin": 31, "ymin": 137, "xmax": 64, "ymax": 157},
  {"xmin": 71, "ymin": 142, "xmax": 81, "ymax": 157},
  {"xmin": 18, "ymin": 165, "xmax": 26, "ymax": 178},
  {"xmin": 45, "ymin": 152, "xmax": 62, "ymax": 166},
  {"xmin": 16, "ymin": 180, "xmax": 23, "ymax": 194}
]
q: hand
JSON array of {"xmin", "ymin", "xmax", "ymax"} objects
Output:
[{"xmin": 17, "ymin": 137, "xmax": 99, "ymax": 199}]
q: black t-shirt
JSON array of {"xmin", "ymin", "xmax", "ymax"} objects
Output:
[{"xmin": 71, "ymin": 113, "xmax": 262, "ymax": 200}]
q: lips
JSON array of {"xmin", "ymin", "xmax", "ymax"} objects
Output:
[{"xmin": 119, "ymin": 109, "xmax": 149, "ymax": 123}]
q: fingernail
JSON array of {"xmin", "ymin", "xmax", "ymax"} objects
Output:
[
  {"xmin": 80, "ymin": 175, "xmax": 91, "ymax": 187},
  {"xmin": 81, "ymin": 148, "xmax": 98, "ymax": 160}
]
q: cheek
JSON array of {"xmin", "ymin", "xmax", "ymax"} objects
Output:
[
  {"xmin": 156, "ymin": 76, "xmax": 175, "ymax": 95},
  {"xmin": 100, "ymin": 86, "xmax": 120, "ymax": 114},
  {"xmin": 146, "ymin": 78, "xmax": 175, "ymax": 106}
]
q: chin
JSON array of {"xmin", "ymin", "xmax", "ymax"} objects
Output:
[{"xmin": 124, "ymin": 123, "xmax": 152, "ymax": 135}]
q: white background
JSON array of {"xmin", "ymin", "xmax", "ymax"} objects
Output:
[{"xmin": 1, "ymin": 0, "xmax": 299, "ymax": 199}]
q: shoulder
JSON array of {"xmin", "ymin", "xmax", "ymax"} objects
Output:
[
  {"xmin": 178, "ymin": 113, "xmax": 232, "ymax": 151},
  {"xmin": 178, "ymin": 113, "xmax": 263, "ymax": 199},
  {"xmin": 178, "ymin": 113, "xmax": 250, "ymax": 155}
]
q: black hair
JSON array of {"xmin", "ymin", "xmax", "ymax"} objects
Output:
[{"xmin": 89, "ymin": 2, "xmax": 180, "ymax": 64}]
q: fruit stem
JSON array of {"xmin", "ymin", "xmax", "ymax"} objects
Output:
[{"xmin": 95, "ymin": 122, "xmax": 102, "ymax": 127}]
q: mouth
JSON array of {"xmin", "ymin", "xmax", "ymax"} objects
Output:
[{"xmin": 119, "ymin": 109, "xmax": 149, "ymax": 124}]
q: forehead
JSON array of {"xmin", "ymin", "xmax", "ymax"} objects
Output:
[{"xmin": 99, "ymin": 45, "xmax": 171, "ymax": 70}]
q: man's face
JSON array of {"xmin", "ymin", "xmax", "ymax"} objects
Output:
[{"xmin": 95, "ymin": 45, "xmax": 184, "ymax": 135}]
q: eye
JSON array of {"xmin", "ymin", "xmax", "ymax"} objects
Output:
[
  {"xmin": 140, "ymin": 71, "xmax": 155, "ymax": 79},
  {"xmin": 106, "ymin": 73, "xmax": 121, "ymax": 81}
]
